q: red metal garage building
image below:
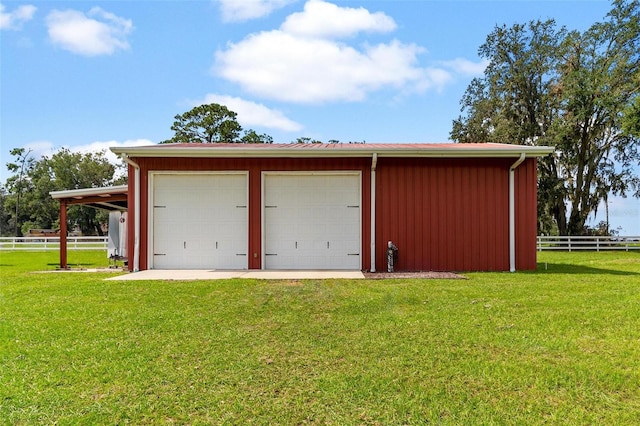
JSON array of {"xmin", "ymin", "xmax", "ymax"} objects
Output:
[{"xmin": 111, "ymin": 143, "xmax": 553, "ymax": 273}]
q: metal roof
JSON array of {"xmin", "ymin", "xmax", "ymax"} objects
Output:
[
  {"xmin": 111, "ymin": 142, "xmax": 554, "ymax": 159},
  {"xmin": 50, "ymin": 185, "xmax": 128, "ymax": 211}
]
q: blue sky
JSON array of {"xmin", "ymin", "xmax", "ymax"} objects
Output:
[{"xmin": 1, "ymin": 0, "xmax": 638, "ymax": 234}]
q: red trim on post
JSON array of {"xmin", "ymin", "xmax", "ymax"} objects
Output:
[{"xmin": 60, "ymin": 199, "xmax": 68, "ymax": 269}]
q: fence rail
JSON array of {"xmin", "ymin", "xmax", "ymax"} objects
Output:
[
  {"xmin": 537, "ymin": 236, "xmax": 640, "ymax": 251},
  {"xmin": 1, "ymin": 236, "xmax": 638, "ymax": 252},
  {"xmin": 0, "ymin": 236, "xmax": 108, "ymax": 251}
]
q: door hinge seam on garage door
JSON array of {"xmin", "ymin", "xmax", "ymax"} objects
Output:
[
  {"xmin": 236, "ymin": 253, "xmax": 247, "ymax": 256},
  {"xmin": 265, "ymin": 253, "xmax": 277, "ymax": 256},
  {"xmin": 265, "ymin": 205, "xmax": 278, "ymax": 208},
  {"xmin": 154, "ymin": 253, "xmax": 166, "ymax": 256},
  {"xmin": 154, "ymin": 205, "xmax": 166, "ymax": 208},
  {"xmin": 236, "ymin": 205, "xmax": 247, "ymax": 208},
  {"xmin": 347, "ymin": 205, "xmax": 360, "ymax": 208},
  {"xmin": 348, "ymin": 253, "xmax": 360, "ymax": 256}
]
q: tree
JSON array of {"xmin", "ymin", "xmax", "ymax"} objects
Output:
[
  {"xmin": 0, "ymin": 185, "xmax": 10, "ymax": 237},
  {"xmin": 241, "ymin": 129, "xmax": 273, "ymax": 144},
  {"xmin": 451, "ymin": 0, "xmax": 640, "ymax": 235},
  {"xmin": 293, "ymin": 137, "xmax": 322, "ymax": 144},
  {"xmin": 162, "ymin": 103, "xmax": 243, "ymax": 143},
  {"xmin": 622, "ymin": 97, "xmax": 640, "ymax": 137},
  {"xmin": 18, "ymin": 157, "xmax": 58, "ymax": 232},
  {"xmin": 553, "ymin": 2, "xmax": 640, "ymax": 235},
  {"xmin": 4, "ymin": 147, "xmax": 122, "ymax": 236},
  {"xmin": 49, "ymin": 148, "xmax": 119, "ymax": 235},
  {"xmin": 5, "ymin": 148, "xmax": 34, "ymax": 236},
  {"xmin": 162, "ymin": 103, "xmax": 277, "ymax": 145}
]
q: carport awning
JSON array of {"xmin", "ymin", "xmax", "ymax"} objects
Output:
[
  {"xmin": 50, "ymin": 185, "xmax": 128, "ymax": 269},
  {"xmin": 50, "ymin": 185, "xmax": 128, "ymax": 211}
]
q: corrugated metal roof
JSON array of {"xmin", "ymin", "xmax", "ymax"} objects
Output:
[
  {"xmin": 112, "ymin": 142, "xmax": 554, "ymax": 158},
  {"xmin": 50, "ymin": 185, "xmax": 128, "ymax": 211}
]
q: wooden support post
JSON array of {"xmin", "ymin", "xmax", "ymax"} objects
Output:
[{"xmin": 60, "ymin": 199, "xmax": 68, "ymax": 269}]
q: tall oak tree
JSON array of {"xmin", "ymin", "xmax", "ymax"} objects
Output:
[{"xmin": 451, "ymin": 0, "xmax": 639, "ymax": 235}]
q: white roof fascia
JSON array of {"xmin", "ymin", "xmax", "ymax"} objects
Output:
[
  {"xmin": 110, "ymin": 144, "xmax": 554, "ymax": 159},
  {"xmin": 49, "ymin": 185, "xmax": 128, "ymax": 200}
]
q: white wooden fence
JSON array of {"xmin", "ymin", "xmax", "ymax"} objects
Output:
[
  {"xmin": 0, "ymin": 236, "xmax": 109, "ymax": 251},
  {"xmin": 537, "ymin": 236, "xmax": 640, "ymax": 251},
  {"xmin": 1, "ymin": 235, "xmax": 638, "ymax": 252}
]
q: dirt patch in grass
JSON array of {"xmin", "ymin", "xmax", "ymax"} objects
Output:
[
  {"xmin": 279, "ymin": 279, "xmax": 304, "ymax": 286},
  {"xmin": 363, "ymin": 271, "xmax": 467, "ymax": 279}
]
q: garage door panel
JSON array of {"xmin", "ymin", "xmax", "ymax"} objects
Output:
[
  {"xmin": 264, "ymin": 174, "xmax": 360, "ymax": 270},
  {"xmin": 154, "ymin": 239, "xmax": 182, "ymax": 255},
  {"xmin": 265, "ymin": 255, "xmax": 292, "ymax": 269},
  {"xmin": 153, "ymin": 174, "xmax": 247, "ymax": 270}
]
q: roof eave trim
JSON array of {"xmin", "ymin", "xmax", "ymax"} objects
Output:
[
  {"xmin": 110, "ymin": 146, "xmax": 555, "ymax": 159},
  {"xmin": 49, "ymin": 185, "xmax": 129, "ymax": 200}
]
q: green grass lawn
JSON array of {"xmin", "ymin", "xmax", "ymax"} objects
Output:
[{"xmin": 1, "ymin": 250, "xmax": 639, "ymax": 424}]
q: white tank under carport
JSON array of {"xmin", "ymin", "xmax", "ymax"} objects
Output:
[{"xmin": 108, "ymin": 211, "xmax": 128, "ymax": 262}]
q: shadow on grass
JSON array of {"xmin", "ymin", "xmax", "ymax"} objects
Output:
[{"xmin": 534, "ymin": 263, "xmax": 639, "ymax": 276}]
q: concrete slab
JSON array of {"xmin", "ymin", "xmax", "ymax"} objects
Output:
[
  {"xmin": 242, "ymin": 270, "xmax": 365, "ymax": 280},
  {"xmin": 106, "ymin": 269, "xmax": 365, "ymax": 281}
]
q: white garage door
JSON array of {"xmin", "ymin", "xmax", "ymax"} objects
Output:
[
  {"xmin": 264, "ymin": 173, "xmax": 361, "ymax": 270},
  {"xmin": 152, "ymin": 173, "xmax": 247, "ymax": 269}
]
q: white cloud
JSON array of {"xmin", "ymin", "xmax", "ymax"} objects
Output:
[
  {"xmin": 45, "ymin": 7, "xmax": 133, "ymax": 56},
  {"xmin": 216, "ymin": 0, "xmax": 295, "ymax": 23},
  {"xmin": 72, "ymin": 139, "xmax": 152, "ymax": 165},
  {"xmin": 0, "ymin": 3, "xmax": 36, "ymax": 30},
  {"xmin": 197, "ymin": 94, "xmax": 303, "ymax": 132},
  {"xmin": 21, "ymin": 140, "xmax": 56, "ymax": 160},
  {"xmin": 213, "ymin": 0, "xmax": 462, "ymax": 104},
  {"xmin": 215, "ymin": 29, "xmax": 449, "ymax": 103},
  {"xmin": 213, "ymin": 0, "xmax": 490, "ymax": 104},
  {"xmin": 441, "ymin": 58, "xmax": 490, "ymax": 76},
  {"xmin": 281, "ymin": 0, "xmax": 396, "ymax": 39}
]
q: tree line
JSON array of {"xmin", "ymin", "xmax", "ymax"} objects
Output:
[
  {"xmin": 1, "ymin": 148, "xmax": 124, "ymax": 237},
  {"xmin": 0, "ymin": 105, "xmax": 360, "ymax": 237}
]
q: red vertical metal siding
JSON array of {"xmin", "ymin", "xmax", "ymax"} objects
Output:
[
  {"xmin": 138, "ymin": 166, "xmax": 149, "ymax": 271},
  {"xmin": 515, "ymin": 158, "xmax": 538, "ymax": 270},
  {"xmin": 131, "ymin": 157, "xmax": 371, "ymax": 271},
  {"xmin": 248, "ymin": 168, "xmax": 262, "ymax": 268},
  {"xmin": 376, "ymin": 158, "xmax": 512, "ymax": 271}
]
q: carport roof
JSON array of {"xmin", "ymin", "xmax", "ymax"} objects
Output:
[
  {"xmin": 111, "ymin": 142, "xmax": 554, "ymax": 159},
  {"xmin": 50, "ymin": 185, "xmax": 128, "ymax": 211}
]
